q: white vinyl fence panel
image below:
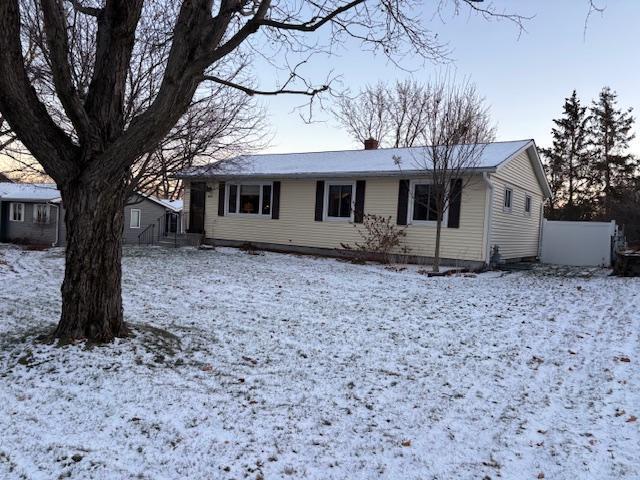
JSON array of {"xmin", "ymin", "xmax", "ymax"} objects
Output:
[{"xmin": 541, "ymin": 220, "xmax": 616, "ymax": 267}]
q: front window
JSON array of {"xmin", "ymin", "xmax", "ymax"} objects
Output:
[
  {"xmin": 227, "ymin": 183, "xmax": 272, "ymax": 215},
  {"xmin": 33, "ymin": 204, "xmax": 51, "ymax": 224},
  {"xmin": 412, "ymin": 183, "xmax": 438, "ymax": 222},
  {"xmin": 9, "ymin": 203, "xmax": 24, "ymax": 222},
  {"xmin": 239, "ymin": 184, "xmax": 260, "ymax": 213},
  {"xmin": 130, "ymin": 209, "xmax": 141, "ymax": 228},
  {"xmin": 327, "ymin": 184, "xmax": 353, "ymax": 218}
]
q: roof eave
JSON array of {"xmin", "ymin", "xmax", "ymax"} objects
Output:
[
  {"xmin": 0, "ymin": 197, "xmax": 61, "ymax": 203},
  {"xmin": 176, "ymin": 166, "xmax": 498, "ymax": 181},
  {"xmin": 133, "ymin": 191, "xmax": 182, "ymax": 212},
  {"xmin": 494, "ymin": 140, "xmax": 552, "ymax": 199}
]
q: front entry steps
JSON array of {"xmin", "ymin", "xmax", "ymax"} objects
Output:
[{"xmin": 157, "ymin": 233, "xmax": 201, "ymax": 248}]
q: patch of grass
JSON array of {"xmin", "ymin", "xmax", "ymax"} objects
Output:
[{"xmin": 131, "ymin": 323, "xmax": 182, "ymax": 357}]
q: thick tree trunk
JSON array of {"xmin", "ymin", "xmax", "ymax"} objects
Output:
[{"xmin": 54, "ymin": 182, "xmax": 128, "ymax": 342}]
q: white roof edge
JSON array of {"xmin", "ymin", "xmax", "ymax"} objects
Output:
[
  {"xmin": 178, "ymin": 166, "xmax": 498, "ymax": 180},
  {"xmin": 134, "ymin": 191, "xmax": 182, "ymax": 212},
  {"xmin": 527, "ymin": 141, "xmax": 553, "ymax": 199},
  {"xmin": 493, "ymin": 139, "xmax": 534, "ymax": 168},
  {"xmin": 0, "ymin": 182, "xmax": 61, "ymax": 202},
  {"xmin": 0, "ymin": 183, "xmax": 183, "ymax": 209},
  {"xmin": 494, "ymin": 140, "xmax": 552, "ymax": 199},
  {"xmin": 0, "ymin": 196, "xmax": 62, "ymax": 203}
]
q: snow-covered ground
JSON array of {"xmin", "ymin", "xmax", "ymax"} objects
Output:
[{"xmin": 0, "ymin": 244, "xmax": 638, "ymax": 480}]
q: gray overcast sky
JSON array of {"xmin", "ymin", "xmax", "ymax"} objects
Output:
[{"xmin": 259, "ymin": 1, "xmax": 640, "ymax": 155}]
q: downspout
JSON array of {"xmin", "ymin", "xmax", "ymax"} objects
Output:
[
  {"xmin": 482, "ymin": 173, "xmax": 494, "ymax": 266},
  {"xmin": 51, "ymin": 203, "xmax": 60, "ymax": 247},
  {"xmin": 537, "ymin": 202, "xmax": 544, "ymax": 259}
]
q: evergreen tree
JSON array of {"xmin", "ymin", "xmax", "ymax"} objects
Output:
[
  {"xmin": 590, "ymin": 87, "xmax": 636, "ymax": 218},
  {"xmin": 541, "ymin": 90, "xmax": 591, "ymax": 220}
]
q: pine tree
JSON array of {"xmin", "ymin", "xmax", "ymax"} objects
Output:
[
  {"xmin": 541, "ymin": 144, "xmax": 566, "ymax": 219},
  {"xmin": 590, "ymin": 87, "xmax": 636, "ymax": 219},
  {"xmin": 541, "ymin": 90, "xmax": 591, "ymax": 220}
]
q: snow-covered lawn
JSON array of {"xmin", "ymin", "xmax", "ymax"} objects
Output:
[{"xmin": 0, "ymin": 245, "xmax": 638, "ymax": 480}]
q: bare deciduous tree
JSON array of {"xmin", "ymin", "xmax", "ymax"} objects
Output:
[
  {"xmin": 0, "ymin": 0, "xmax": 523, "ymax": 343},
  {"xmin": 334, "ymin": 80, "xmax": 432, "ymax": 148},
  {"xmin": 6, "ymin": 1, "xmax": 268, "ymax": 195},
  {"xmin": 334, "ymin": 83, "xmax": 389, "ymax": 146},
  {"xmin": 395, "ymin": 78, "xmax": 495, "ymax": 272},
  {"xmin": 132, "ymin": 88, "xmax": 269, "ymax": 199},
  {"xmin": 1, "ymin": 86, "xmax": 267, "ymax": 191}
]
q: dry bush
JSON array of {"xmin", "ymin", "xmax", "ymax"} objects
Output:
[{"xmin": 341, "ymin": 214, "xmax": 408, "ymax": 264}]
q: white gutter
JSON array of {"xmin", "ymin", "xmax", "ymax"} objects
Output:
[
  {"xmin": 176, "ymin": 166, "xmax": 499, "ymax": 181},
  {"xmin": 482, "ymin": 172, "xmax": 494, "ymax": 265},
  {"xmin": 537, "ymin": 203, "xmax": 544, "ymax": 259},
  {"xmin": 50, "ymin": 203, "xmax": 60, "ymax": 247}
]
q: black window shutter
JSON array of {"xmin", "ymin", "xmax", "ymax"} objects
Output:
[
  {"xmin": 447, "ymin": 178, "xmax": 463, "ymax": 228},
  {"xmin": 396, "ymin": 179, "xmax": 410, "ymax": 225},
  {"xmin": 217, "ymin": 182, "xmax": 225, "ymax": 216},
  {"xmin": 354, "ymin": 180, "xmax": 366, "ymax": 223},
  {"xmin": 314, "ymin": 180, "xmax": 325, "ymax": 221},
  {"xmin": 271, "ymin": 181, "xmax": 281, "ymax": 219}
]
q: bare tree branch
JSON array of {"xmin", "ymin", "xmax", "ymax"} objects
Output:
[
  {"xmin": 66, "ymin": 0, "xmax": 101, "ymax": 17},
  {"xmin": 40, "ymin": 0, "xmax": 92, "ymax": 143},
  {"xmin": 259, "ymin": 0, "xmax": 365, "ymax": 31},
  {"xmin": 203, "ymin": 75, "xmax": 328, "ymax": 97},
  {"xmin": 0, "ymin": 0, "xmax": 79, "ymax": 181},
  {"xmin": 584, "ymin": 0, "xmax": 605, "ymax": 39},
  {"xmin": 83, "ymin": 0, "xmax": 144, "ymax": 151}
]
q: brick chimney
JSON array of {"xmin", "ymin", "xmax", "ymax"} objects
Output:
[{"xmin": 364, "ymin": 138, "xmax": 379, "ymax": 150}]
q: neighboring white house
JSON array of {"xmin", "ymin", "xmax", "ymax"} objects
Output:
[{"xmin": 178, "ymin": 139, "xmax": 552, "ymax": 268}]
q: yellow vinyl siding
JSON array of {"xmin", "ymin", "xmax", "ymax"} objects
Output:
[
  {"xmin": 490, "ymin": 149, "xmax": 544, "ymax": 259},
  {"xmin": 203, "ymin": 176, "xmax": 488, "ymax": 262}
]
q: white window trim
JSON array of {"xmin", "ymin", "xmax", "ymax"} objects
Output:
[
  {"xmin": 225, "ymin": 181, "xmax": 273, "ymax": 217},
  {"xmin": 524, "ymin": 194, "xmax": 532, "ymax": 217},
  {"xmin": 130, "ymin": 208, "xmax": 141, "ymax": 229},
  {"xmin": 323, "ymin": 180, "xmax": 356, "ymax": 222},
  {"xmin": 32, "ymin": 203, "xmax": 51, "ymax": 224},
  {"xmin": 503, "ymin": 187, "xmax": 513, "ymax": 213},
  {"xmin": 9, "ymin": 202, "xmax": 25, "ymax": 222},
  {"xmin": 407, "ymin": 179, "xmax": 448, "ymax": 227}
]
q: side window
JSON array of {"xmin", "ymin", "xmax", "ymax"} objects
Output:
[
  {"xmin": 9, "ymin": 203, "xmax": 24, "ymax": 222},
  {"xmin": 524, "ymin": 194, "xmax": 532, "ymax": 215},
  {"xmin": 130, "ymin": 209, "xmax": 141, "ymax": 229},
  {"xmin": 503, "ymin": 187, "xmax": 513, "ymax": 213},
  {"xmin": 33, "ymin": 204, "xmax": 51, "ymax": 224}
]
